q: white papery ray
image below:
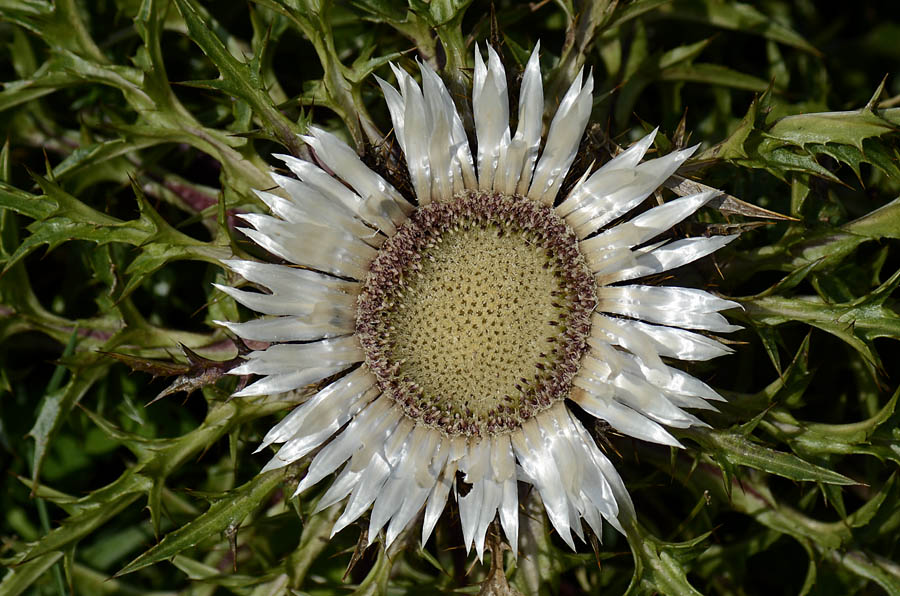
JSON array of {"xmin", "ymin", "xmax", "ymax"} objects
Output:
[
  {"xmin": 217, "ymin": 41, "xmax": 742, "ymax": 560},
  {"xmin": 592, "ymin": 314, "xmax": 733, "ymax": 362},
  {"xmin": 214, "ymin": 261, "xmax": 357, "ymax": 338},
  {"xmin": 457, "ymin": 434, "xmax": 520, "ymax": 560},
  {"xmin": 597, "ymin": 234, "xmax": 739, "ymax": 284},
  {"xmin": 496, "ymin": 42, "xmax": 544, "ymax": 195},
  {"xmin": 257, "ymin": 367, "xmax": 376, "ymax": 451},
  {"xmin": 378, "ymin": 61, "xmax": 476, "ymax": 204},
  {"xmin": 581, "ymin": 190, "xmax": 719, "ymax": 259},
  {"xmin": 580, "ymin": 189, "xmax": 740, "ymax": 284},
  {"xmin": 275, "ymin": 152, "xmax": 408, "ymax": 236},
  {"xmin": 385, "ymin": 64, "xmax": 432, "ymax": 204},
  {"xmin": 258, "ymin": 174, "xmax": 382, "ymax": 247},
  {"xmin": 571, "ymin": 281, "xmax": 736, "ymax": 450},
  {"xmin": 301, "ymin": 127, "xmax": 411, "ymax": 215},
  {"xmin": 220, "ymin": 259, "xmax": 357, "ymax": 307},
  {"xmin": 258, "ymin": 369, "xmax": 380, "ymax": 472},
  {"xmin": 213, "ymin": 282, "xmax": 356, "ymax": 318},
  {"xmin": 596, "ymin": 285, "xmax": 742, "ymax": 333},
  {"xmin": 528, "ymin": 67, "xmax": 594, "ymax": 205},
  {"xmin": 419, "ymin": 62, "xmax": 478, "ymax": 199},
  {"xmin": 215, "ymin": 311, "xmax": 354, "ymax": 342},
  {"xmin": 473, "ymin": 44, "xmax": 511, "ymax": 192},
  {"xmin": 559, "ymin": 139, "xmax": 699, "ymax": 239},
  {"xmin": 237, "ymin": 213, "xmax": 376, "ymax": 280},
  {"xmin": 230, "ymin": 337, "xmax": 362, "ymax": 375},
  {"xmin": 572, "ymin": 339, "xmax": 718, "ymax": 448},
  {"xmin": 556, "ymin": 128, "xmax": 658, "ymax": 217},
  {"xmin": 510, "ymin": 404, "xmax": 623, "ymax": 549},
  {"xmin": 230, "ymin": 335, "xmax": 364, "ymax": 399}
]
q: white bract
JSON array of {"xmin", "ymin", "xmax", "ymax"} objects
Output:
[{"xmin": 220, "ymin": 43, "xmax": 739, "ymax": 560}]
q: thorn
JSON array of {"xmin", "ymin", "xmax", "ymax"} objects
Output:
[{"xmin": 865, "ymin": 74, "xmax": 889, "ymax": 112}]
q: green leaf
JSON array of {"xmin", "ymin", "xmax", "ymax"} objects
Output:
[
  {"xmin": 115, "ymin": 469, "xmax": 284, "ymax": 576},
  {"xmin": 77, "ymin": 407, "xmax": 175, "ymax": 465},
  {"xmin": 545, "ymin": 0, "xmax": 616, "ymax": 110},
  {"xmin": 767, "ymin": 109, "xmax": 896, "ymax": 150},
  {"xmin": 683, "ymin": 426, "xmax": 857, "ymax": 486},
  {"xmin": 651, "ymin": 1, "xmax": 819, "ymax": 55},
  {"xmin": 660, "ymin": 63, "xmax": 770, "ymax": 91},
  {"xmin": 825, "ymin": 549, "xmax": 900, "ymax": 596},
  {"xmin": 0, "ymin": 551, "xmax": 64, "ymax": 596},
  {"xmin": 0, "ymin": 61, "xmax": 84, "ymax": 112},
  {"xmin": 168, "ymin": 554, "xmax": 282, "ymax": 589},
  {"xmin": 744, "ymin": 332, "xmax": 814, "ymax": 410},
  {"xmin": 725, "ymin": 198, "xmax": 900, "ymax": 286},
  {"xmin": 2, "ymin": 176, "xmax": 231, "ymax": 298},
  {"xmin": 765, "ymin": 387, "xmax": 900, "ymax": 463},
  {"xmin": 27, "ymin": 340, "xmax": 106, "ymax": 488},
  {"xmin": 615, "ymin": 36, "xmax": 715, "ymax": 128},
  {"xmin": 700, "ymin": 89, "xmax": 900, "ymax": 183},
  {"xmin": 0, "ymin": 0, "xmax": 107, "ymax": 62},
  {"xmin": 643, "ymin": 442, "xmax": 879, "ymax": 551},
  {"xmin": 624, "ymin": 525, "xmax": 707, "ymax": 596},
  {"xmin": 739, "ymin": 268, "xmax": 900, "ymax": 370},
  {"xmin": 172, "ymin": 0, "xmax": 305, "ymax": 154},
  {"xmin": 0, "ymin": 182, "xmax": 56, "ymax": 220},
  {"xmin": 13, "ymin": 472, "xmax": 153, "ymax": 565}
]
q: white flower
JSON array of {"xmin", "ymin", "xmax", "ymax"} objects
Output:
[{"xmin": 218, "ymin": 42, "xmax": 739, "ymax": 559}]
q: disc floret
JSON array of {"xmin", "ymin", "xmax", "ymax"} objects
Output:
[{"xmin": 357, "ymin": 191, "xmax": 597, "ymax": 436}]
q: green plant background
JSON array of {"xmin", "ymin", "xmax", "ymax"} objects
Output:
[{"xmin": 1, "ymin": 1, "xmax": 899, "ymax": 594}]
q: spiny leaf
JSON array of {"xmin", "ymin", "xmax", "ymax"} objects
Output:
[
  {"xmin": 2, "ymin": 176, "xmax": 231, "ymax": 297},
  {"xmin": 646, "ymin": 444, "xmax": 860, "ymax": 550},
  {"xmin": 103, "ymin": 343, "xmax": 247, "ymax": 404},
  {"xmin": 725, "ymin": 198, "xmax": 900, "ymax": 284},
  {"xmin": 49, "ymin": 138, "xmax": 159, "ymax": 182},
  {"xmin": 0, "ymin": 0, "xmax": 107, "ymax": 62},
  {"xmin": 13, "ymin": 472, "xmax": 153, "ymax": 565},
  {"xmin": 660, "ymin": 63, "xmax": 770, "ymax": 91},
  {"xmin": 0, "ymin": 181, "xmax": 56, "ymax": 220},
  {"xmin": 765, "ymin": 387, "xmax": 900, "ymax": 463},
  {"xmin": 766, "ymin": 109, "xmax": 897, "ymax": 150},
  {"xmin": 824, "ymin": 549, "xmax": 900, "ymax": 596},
  {"xmin": 682, "ymin": 426, "xmax": 857, "ymax": 486},
  {"xmin": 77, "ymin": 407, "xmax": 176, "ymax": 464},
  {"xmin": 0, "ymin": 60, "xmax": 85, "ymax": 112},
  {"xmin": 0, "ymin": 551, "xmax": 64, "ymax": 596},
  {"xmin": 13, "ymin": 478, "xmax": 79, "ymax": 516},
  {"xmin": 697, "ymin": 90, "xmax": 768, "ymax": 162},
  {"xmin": 615, "ymin": 37, "xmax": 724, "ymax": 128},
  {"xmin": 624, "ymin": 524, "xmax": 706, "ymax": 596},
  {"xmin": 168, "ymin": 554, "xmax": 283, "ymax": 588},
  {"xmin": 100, "ymin": 352, "xmax": 192, "ymax": 378},
  {"xmin": 701, "ymin": 93, "xmax": 900, "ymax": 181},
  {"xmin": 251, "ymin": 0, "xmax": 397, "ymax": 147},
  {"xmin": 171, "ymin": 0, "xmax": 304, "ymax": 154},
  {"xmin": 740, "ymin": 269, "xmax": 900, "ymax": 370},
  {"xmin": 115, "ymin": 469, "xmax": 284, "ymax": 577},
  {"xmin": 731, "ymin": 332, "xmax": 813, "ymax": 412}
]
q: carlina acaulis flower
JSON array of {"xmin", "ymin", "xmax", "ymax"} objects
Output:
[{"xmin": 216, "ymin": 41, "xmax": 740, "ymax": 560}]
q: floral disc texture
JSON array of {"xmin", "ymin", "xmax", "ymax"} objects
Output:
[{"xmin": 219, "ymin": 42, "xmax": 740, "ymax": 558}]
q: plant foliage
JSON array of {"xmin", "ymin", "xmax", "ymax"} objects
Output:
[{"xmin": 1, "ymin": 0, "xmax": 898, "ymax": 594}]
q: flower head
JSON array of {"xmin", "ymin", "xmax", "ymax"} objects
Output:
[{"xmin": 218, "ymin": 42, "xmax": 739, "ymax": 558}]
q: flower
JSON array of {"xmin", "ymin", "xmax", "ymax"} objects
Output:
[{"xmin": 217, "ymin": 42, "xmax": 739, "ymax": 559}]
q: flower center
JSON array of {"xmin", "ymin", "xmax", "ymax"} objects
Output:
[{"xmin": 357, "ymin": 192, "xmax": 596, "ymax": 436}]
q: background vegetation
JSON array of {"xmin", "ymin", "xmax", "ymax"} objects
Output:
[{"xmin": 1, "ymin": 0, "xmax": 899, "ymax": 594}]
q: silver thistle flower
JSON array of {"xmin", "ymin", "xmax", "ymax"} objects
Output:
[{"xmin": 217, "ymin": 42, "xmax": 739, "ymax": 559}]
